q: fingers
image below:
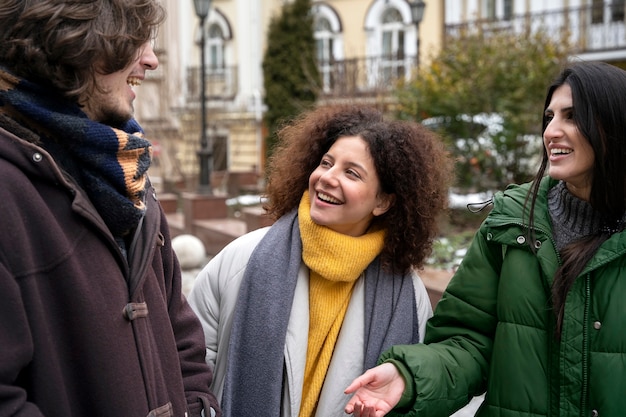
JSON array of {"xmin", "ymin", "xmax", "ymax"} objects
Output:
[
  {"xmin": 345, "ymin": 401, "xmax": 382, "ymax": 417},
  {"xmin": 344, "ymin": 380, "xmax": 362, "ymax": 395},
  {"xmin": 344, "ymin": 394, "xmax": 363, "ymax": 414},
  {"xmin": 345, "ymin": 364, "xmax": 388, "ymax": 393},
  {"xmin": 344, "ymin": 373, "xmax": 370, "ymax": 394}
]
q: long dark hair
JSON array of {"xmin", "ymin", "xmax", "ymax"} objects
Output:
[{"xmin": 527, "ymin": 61, "xmax": 626, "ymax": 336}]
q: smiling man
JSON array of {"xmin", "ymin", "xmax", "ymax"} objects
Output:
[{"xmin": 0, "ymin": 1, "xmax": 220, "ymax": 416}]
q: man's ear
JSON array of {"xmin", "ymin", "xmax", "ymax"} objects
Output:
[{"xmin": 373, "ymin": 193, "xmax": 395, "ymax": 217}]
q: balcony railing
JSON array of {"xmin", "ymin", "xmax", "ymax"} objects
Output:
[
  {"xmin": 445, "ymin": 3, "xmax": 626, "ymax": 55},
  {"xmin": 186, "ymin": 65, "xmax": 238, "ymax": 101},
  {"xmin": 317, "ymin": 55, "xmax": 418, "ymax": 98},
  {"xmin": 187, "ymin": 57, "xmax": 418, "ymax": 101}
]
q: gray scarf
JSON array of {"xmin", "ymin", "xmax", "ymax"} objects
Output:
[{"xmin": 220, "ymin": 209, "xmax": 419, "ymax": 417}]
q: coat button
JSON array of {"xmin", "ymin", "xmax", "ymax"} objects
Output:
[
  {"xmin": 32, "ymin": 152, "xmax": 43, "ymax": 162},
  {"xmin": 516, "ymin": 235, "xmax": 526, "ymax": 244},
  {"xmin": 593, "ymin": 321, "xmax": 602, "ymax": 330}
]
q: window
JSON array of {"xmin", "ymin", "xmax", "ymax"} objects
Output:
[
  {"xmin": 592, "ymin": 0, "xmax": 604, "ymax": 24},
  {"xmin": 484, "ymin": 0, "xmax": 496, "ymax": 20},
  {"xmin": 312, "ymin": 4, "xmax": 343, "ymax": 94},
  {"xmin": 207, "ymin": 24, "xmax": 225, "ymax": 72},
  {"xmin": 198, "ymin": 11, "xmax": 234, "ymax": 98},
  {"xmin": 315, "ymin": 17, "xmax": 335, "ymax": 92},
  {"xmin": 483, "ymin": 0, "xmax": 513, "ymax": 20},
  {"xmin": 381, "ymin": 7, "xmax": 405, "ymax": 83},
  {"xmin": 503, "ymin": 0, "xmax": 513, "ymax": 21},
  {"xmin": 612, "ymin": 0, "xmax": 625, "ymax": 22},
  {"xmin": 364, "ymin": 0, "xmax": 414, "ymax": 88}
]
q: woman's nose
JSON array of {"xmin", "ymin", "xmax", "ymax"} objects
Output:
[
  {"xmin": 319, "ymin": 168, "xmax": 339, "ymax": 187},
  {"xmin": 544, "ymin": 118, "xmax": 563, "ymax": 140}
]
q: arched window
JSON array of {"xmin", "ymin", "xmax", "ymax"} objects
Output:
[
  {"xmin": 364, "ymin": 0, "xmax": 414, "ymax": 88},
  {"xmin": 200, "ymin": 9, "xmax": 234, "ymax": 98},
  {"xmin": 380, "ymin": 7, "xmax": 405, "ymax": 83},
  {"xmin": 312, "ymin": 4, "xmax": 343, "ymax": 93},
  {"xmin": 315, "ymin": 17, "xmax": 334, "ymax": 91},
  {"xmin": 207, "ymin": 24, "xmax": 225, "ymax": 72}
]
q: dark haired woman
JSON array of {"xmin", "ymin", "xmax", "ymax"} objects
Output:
[{"xmin": 345, "ymin": 61, "xmax": 626, "ymax": 417}]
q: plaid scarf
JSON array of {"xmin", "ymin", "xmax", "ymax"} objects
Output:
[{"xmin": 0, "ymin": 67, "xmax": 152, "ymax": 238}]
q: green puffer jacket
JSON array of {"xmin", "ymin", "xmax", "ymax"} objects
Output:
[{"xmin": 382, "ymin": 176, "xmax": 626, "ymax": 417}]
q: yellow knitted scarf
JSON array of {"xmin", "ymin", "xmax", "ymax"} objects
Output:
[{"xmin": 297, "ymin": 191, "xmax": 384, "ymax": 417}]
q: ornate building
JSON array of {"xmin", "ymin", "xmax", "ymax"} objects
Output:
[
  {"xmin": 136, "ymin": 0, "xmax": 626, "ymax": 195},
  {"xmin": 446, "ymin": 0, "xmax": 626, "ymax": 64},
  {"xmin": 134, "ymin": 0, "xmax": 443, "ymax": 194}
]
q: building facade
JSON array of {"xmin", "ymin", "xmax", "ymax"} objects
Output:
[
  {"xmin": 134, "ymin": 0, "xmax": 443, "ymax": 193},
  {"xmin": 446, "ymin": 0, "xmax": 626, "ymax": 64},
  {"xmin": 136, "ymin": 0, "xmax": 626, "ymax": 194}
]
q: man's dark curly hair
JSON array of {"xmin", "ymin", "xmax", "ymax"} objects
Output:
[
  {"xmin": 0, "ymin": 0, "xmax": 165, "ymax": 100},
  {"xmin": 264, "ymin": 103, "xmax": 453, "ymax": 273}
]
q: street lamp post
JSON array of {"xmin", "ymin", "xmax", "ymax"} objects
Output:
[
  {"xmin": 410, "ymin": 0, "xmax": 426, "ymax": 68},
  {"xmin": 193, "ymin": 0, "xmax": 213, "ymax": 194}
]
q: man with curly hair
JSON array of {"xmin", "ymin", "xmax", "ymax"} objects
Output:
[{"xmin": 0, "ymin": 1, "xmax": 220, "ymax": 416}]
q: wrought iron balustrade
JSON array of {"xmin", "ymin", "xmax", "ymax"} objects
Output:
[
  {"xmin": 316, "ymin": 55, "xmax": 419, "ymax": 98},
  {"xmin": 445, "ymin": 3, "xmax": 626, "ymax": 54},
  {"xmin": 186, "ymin": 65, "xmax": 238, "ymax": 101}
]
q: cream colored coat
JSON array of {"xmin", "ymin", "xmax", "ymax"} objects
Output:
[{"xmin": 188, "ymin": 227, "xmax": 433, "ymax": 417}]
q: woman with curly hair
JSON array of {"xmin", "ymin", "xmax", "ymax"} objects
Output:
[{"xmin": 188, "ymin": 103, "xmax": 453, "ymax": 417}]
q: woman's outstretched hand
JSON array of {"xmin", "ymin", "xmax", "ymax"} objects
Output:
[{"xmin": 344, "ymin": 362, "xmax": 406, "ymax": 416}]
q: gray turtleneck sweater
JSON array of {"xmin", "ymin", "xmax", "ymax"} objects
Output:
[{"xmin": 547, "ymin": 181, "xmax": 604, "ymax": 251}]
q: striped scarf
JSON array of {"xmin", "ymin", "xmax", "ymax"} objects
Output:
[{"xmin": 0, "ymin": 67, "xmax": 151, "ymax": 238}]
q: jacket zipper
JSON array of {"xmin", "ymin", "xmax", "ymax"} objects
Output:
[
  {"xmin": 492, "ymin": 219, "xmax": 565, "ymax": 417},
  {"xmin": 580, "ymin": 274, "xmax": 591, "ymax": 416}
]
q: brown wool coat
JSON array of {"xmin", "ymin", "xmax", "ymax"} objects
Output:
[{"xmin": 0, "ymin": 127, "xmax": 219, "ymax": 417}]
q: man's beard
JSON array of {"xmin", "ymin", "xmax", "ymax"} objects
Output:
[{"xmin": 99, "ymin": 105, "xmax": 134, "ymax": 128}]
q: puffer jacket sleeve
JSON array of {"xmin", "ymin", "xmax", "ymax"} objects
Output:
[{"xmin": 380, "ymin": 226, "xmax": 502, "ymax": 417}]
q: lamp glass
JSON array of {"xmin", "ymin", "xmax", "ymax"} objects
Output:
[
  {"xmin": 193, "ymin": 0, "xmax": 212, "ymax": 19},
  {"xmin": 410, "ymin": 1, "xmax": 426, "ymax": 25}
]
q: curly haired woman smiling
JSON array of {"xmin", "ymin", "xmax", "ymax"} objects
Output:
[{"xmin": 188, "ymin": 103, "xmax": 452, "ymax": 417}]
